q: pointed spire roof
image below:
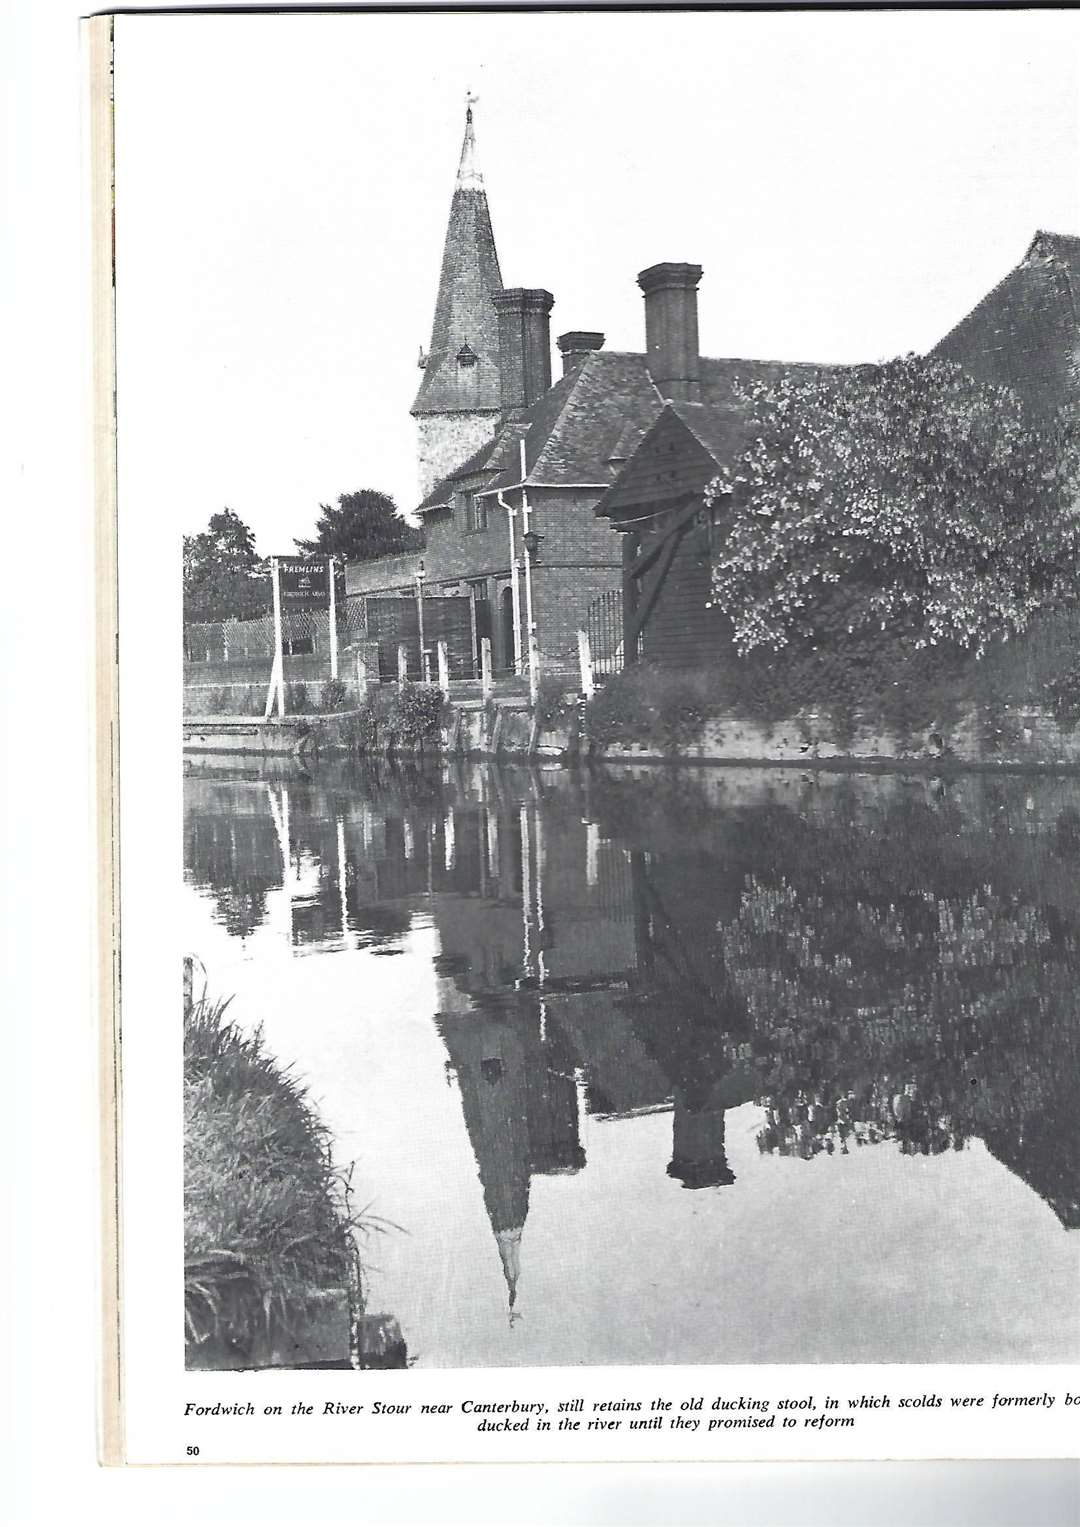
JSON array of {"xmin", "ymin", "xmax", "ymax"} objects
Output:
[
  {"xmin": 497, "ymin": 1226, "xmax": 523, "ymax": 1319},
  {"xmin": 412, "ymin": 100, "xmax": 504, "ymax": 416},
  {"xmin": 456, "ymin": 96, "xmax": 483, "ymax": 190}
]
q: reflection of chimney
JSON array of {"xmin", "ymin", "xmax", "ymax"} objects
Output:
[
  {"xmin": 494, "ymin": 288, "xmax": 554, "ymax": 414},
  {"xmin": 667, "ymin": 1083, "xmax": 736, "ymax": 1189},
  {"xmin": 556, "ymin": 330, "xmax": 604, "ymax": 376},
  {"xmin": 525, "ymin": 1015, "xmax": 586, "ymax": 1175},
  {"xmin": 637, "ymin": 261, "xmax": 703, "ymax": 402}
]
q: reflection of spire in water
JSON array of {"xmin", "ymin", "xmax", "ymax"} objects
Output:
[
  {"xmin": 497, "ymin": 1226, "xmax": 523, "ymax": 1321},
  {"xmin": 436, "ymin": 1005, "xmax": 532, "ymax": 1310}
]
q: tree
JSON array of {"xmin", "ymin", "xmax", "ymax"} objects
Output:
[
  {"xmin": 183, "ymin": 508, "xmax": 268, "ymax": 624},
  {"xmin": 294, "ymin": 490, "xmax": 424, "ymax": 564},
  {"xmin": 706, "ymin": 356, "xmax": 1080, "ymax": 660}
]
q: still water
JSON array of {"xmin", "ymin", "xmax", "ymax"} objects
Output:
[{"xmin": 183, "ymin": 759, "xmax": 1079, "ymax": 1367}]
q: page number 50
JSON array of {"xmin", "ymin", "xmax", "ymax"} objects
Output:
[{"xmin": 186, "ymin": 1446, "xmax": 200, "ymax": 1457}]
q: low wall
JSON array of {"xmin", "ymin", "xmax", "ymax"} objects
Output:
[
  {"xmin": 593, "ymin": 705, "xmax": 1080, "ymax": 769},
  {"xmin": 389, "ymin": 699, "xmax": 1080, "ymax": 768},
  {"xmin": 179, "ymin": 694, "xmax": 1080, "ymax": 770}
]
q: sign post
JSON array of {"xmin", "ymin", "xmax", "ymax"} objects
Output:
[
  {"xmin": 265, "ymin": 556, "xmax": 285, "ymax": 719},
  {"xmin": 269, "ymin": 557, "xmax": 333, "ymax": 710}
]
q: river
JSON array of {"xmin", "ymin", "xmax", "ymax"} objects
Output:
[{"xmin": 183, "ymin": 758, "xmax": 1080, "ymax": 1367}]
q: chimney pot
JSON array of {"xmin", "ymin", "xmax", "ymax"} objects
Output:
[
  {"xmin": 494, "ymin": 288, "xmax": 554, "ymax": 414},
  {"xmin": 637, "ymin": 261, "xmax": 703, "ymax": 402},
  {"xmin": 556, "ymin": 331, "xmax": 605, "ymax": 376}
]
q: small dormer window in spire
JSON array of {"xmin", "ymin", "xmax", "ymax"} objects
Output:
[
  {"xmin": 417, "ymin": 346, "xmax": 428, "ymax": 369},
  {"xmin": 456, "ymin": 339, "xmax": 478, "ymax": 368}
]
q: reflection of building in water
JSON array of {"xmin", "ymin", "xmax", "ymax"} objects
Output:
[
  {"xmin": 544, "ymin": 990, "xmax": 669, "ymax": 1120},
  {"xmin": 426, "ymin": 770, "xmax": 764, "ymax": 1320},
  {"xmin": 669, "ymin": 1081, "xmax": 738, "ymax": 1189},
  {"xmin": 623, "ymin": 848, "xmax": 752, "ymax": 1188},
  {"xmin": 436, "ymin": 987, "xmax": 586, "ymax": 1312},
  {"xmin": 982, "ymin": 1115, "xmax": 1080, "ymax": 1231}
]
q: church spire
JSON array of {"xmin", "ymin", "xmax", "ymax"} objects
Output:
[
  {"xmin": 456, "ymin": 93, "xmax": 483, "ymax": 191},
  {"xmin": 412, "ymin": 98, "xmax": 505, "ymax": 499}
]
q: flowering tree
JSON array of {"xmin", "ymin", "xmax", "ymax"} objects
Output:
[{"xmin": 706, "ymin": 356, "xmax": 1080, "ymax": 658}]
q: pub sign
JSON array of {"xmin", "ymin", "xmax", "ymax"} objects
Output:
[{"xmin": 276, "ymin": 558, "xmax": 331, "ymax": 610}]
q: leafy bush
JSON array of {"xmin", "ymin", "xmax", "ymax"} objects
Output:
[
  {"xmin": 337, "ymin": 682, "xmax": 445, "ymax": 753},
  {"xmin": 708, "ymin": 356, "xmax": 1080, "ymax": 661},
  {"xmin": 321, "ymin": 677, "xmax": 348, "ymax": 713},
  {"xmin": 389, "ymin": 682, "xmax": 445, "ymax": 747},
  {"xmin": 1044, "ymin": 660, "xmax": 1080, "ymax": 731},
  {"xmin": 339, "ymin": 704, "xmax": 380, "ymax": 753},
  {"xmin": 286, "ymin": 681, "xmax": 311, "ymax": 713},
  {"xmin": 534, "ymin": 674, "xmax": 573, "ymax": 730},
  {"xmin": 587, "ymin": 664, "xmax": 711, "ymax": 753}
]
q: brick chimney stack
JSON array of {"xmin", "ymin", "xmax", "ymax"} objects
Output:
[
  {"xmin": 556, "ymin": 331, "xmax": 605, "ymax": 376},
  {"xmin": 494, "ymin": 288, "xmax": 555, "ymax": 414},
  {"xmin": 637, "ymin": 262, "xmax": 703, "ymax": 402}
]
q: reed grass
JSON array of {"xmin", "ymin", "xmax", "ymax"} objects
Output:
[{"xmin": 184, "ymin": 992, "xmax": 373, "ymax": 1360}]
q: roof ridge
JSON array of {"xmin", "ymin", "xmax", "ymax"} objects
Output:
[{"xmin": 931, "ymin": 235, "xmax": 1054, "ymax": 356}]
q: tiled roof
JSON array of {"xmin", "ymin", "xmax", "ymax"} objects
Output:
[
  {"xmin": 415, "ymin": 352, "xmax": 854, "ymax": 513},
  {"xmin": 930, "ymin": 231, "xmax": 1080, "ymax": 419},
  {"xmin": 411, "ymin": 180, "xmax": 504, "ymax": 415},
  {"xmin": 665, "ymin": 399, "xmax": 750, "ymax": 465},
  {"xmin": 415, "ymin": 351, "xmax": 662, "ymax": 511},
  {"xmin": 415, "ymin": 228, "xmax": 1080, "ymax": 516}
]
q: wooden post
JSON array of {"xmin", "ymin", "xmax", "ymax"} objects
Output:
[
  {"xmin": 437, "ymin": 639, "xmax": 450, "ymax": 698},
  {"xmin": 355, "ymin": 649, "xmax": 369, "ymax": 704},
  {"xmin": 468, "ymin": 590, "xmax": 479, "ymax": 679},
  {"xmin": 577, "ymin": 628, "xmax": 594, "ymax": 699},
  {"xmin": 328, "ymin": 558, "xmax": 339, "ymax": 680},
  {"xmin": 415, "ymin": 563, "xmax": 426, "ymax": 680},
  {"xmin": 622, "ymin": 531, "xmax": 639, "ymax": 668},
  {"xmin": 397, "ymin": 643, "xmax": 409, "ymax": 690},
  {"xmin": 480, "ymin": 636, "xmax": 493, "ymax": 700},
  {"xmin": 266, "ymin": 556, "xmax": 285, "ymax": 718}
]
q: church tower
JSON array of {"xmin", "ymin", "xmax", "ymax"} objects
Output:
[{"xmin": 412, "ymin": 101, "xmax": 505, "ymax": 500}]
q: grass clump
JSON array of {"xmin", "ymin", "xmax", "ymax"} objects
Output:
[{"xmin": 184, "ymin": 989, "xmax": 361, "ymax": 1363}]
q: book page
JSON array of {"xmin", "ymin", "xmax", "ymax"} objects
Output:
[{"xmin": 100, "ymin": 7, "xmax": 1080, "ymax": 1468}]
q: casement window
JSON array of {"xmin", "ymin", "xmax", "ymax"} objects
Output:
[{"xmin": 460, "ymin": 491, "xmax": 487, "ymax": 533}]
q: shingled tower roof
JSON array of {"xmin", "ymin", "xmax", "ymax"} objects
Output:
[
  {"xmin": 411, "ymin": 102, "xmax": 504, "ymax": 417},
  {"xmin": 930, "ymin": 231, "xmax": 1080, "ymax": 418}
]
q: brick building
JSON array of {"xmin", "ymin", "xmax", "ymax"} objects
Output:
[
  {"xmin": 345, "ymin": 109, "xmax": 726, "ymax": 676},
  {"xmin": 596, "ymin": 231, "xmax": 1080, "ymax": 670},
  {"xmin": 348, "ymin": 103, "xmax": 1080, "ymax": 681}
]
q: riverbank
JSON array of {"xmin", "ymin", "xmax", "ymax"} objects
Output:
[
  {"xmin": 184, "ymin": 686, "xmax": 1080, "ymax": 771},
  {"xmin": 183, "ymin": 972, "xmax": 365, "ymax": 1369}
]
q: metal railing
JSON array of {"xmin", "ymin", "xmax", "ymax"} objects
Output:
[{"xmin": 586, "ymin": 588, "xmax": 641, "ymax": 677}]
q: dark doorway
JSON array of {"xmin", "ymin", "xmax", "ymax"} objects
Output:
[
  {"xmin": 468, "ymin": 579, "xmax": 492, "ymax": 673},
  {"xmin": 500, "ymin": 585, "xmax": 517, "ymax": 673}
]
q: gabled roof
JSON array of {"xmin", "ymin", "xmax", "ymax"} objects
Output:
[
  {"xmin": 415, "ymin": 228, "xmax": 1080, "ymax": 518},
  {"xmin": 594, "ymin": 400, "xmax": 750, "ymax": 518},
  {"xmin": 415, "ymin": 351, "xmax": 663, "ymax": 511},
  {"xmin": 411, "ymin": 109, "xmax": 504, "ymax": 417},
  {"xmin": 930, "ymin": 230, "xmax": 1080, "ymax": 419},
  {"xmin": 415, "ymin": 351, "xmax": 854, "ymax": 513}
]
